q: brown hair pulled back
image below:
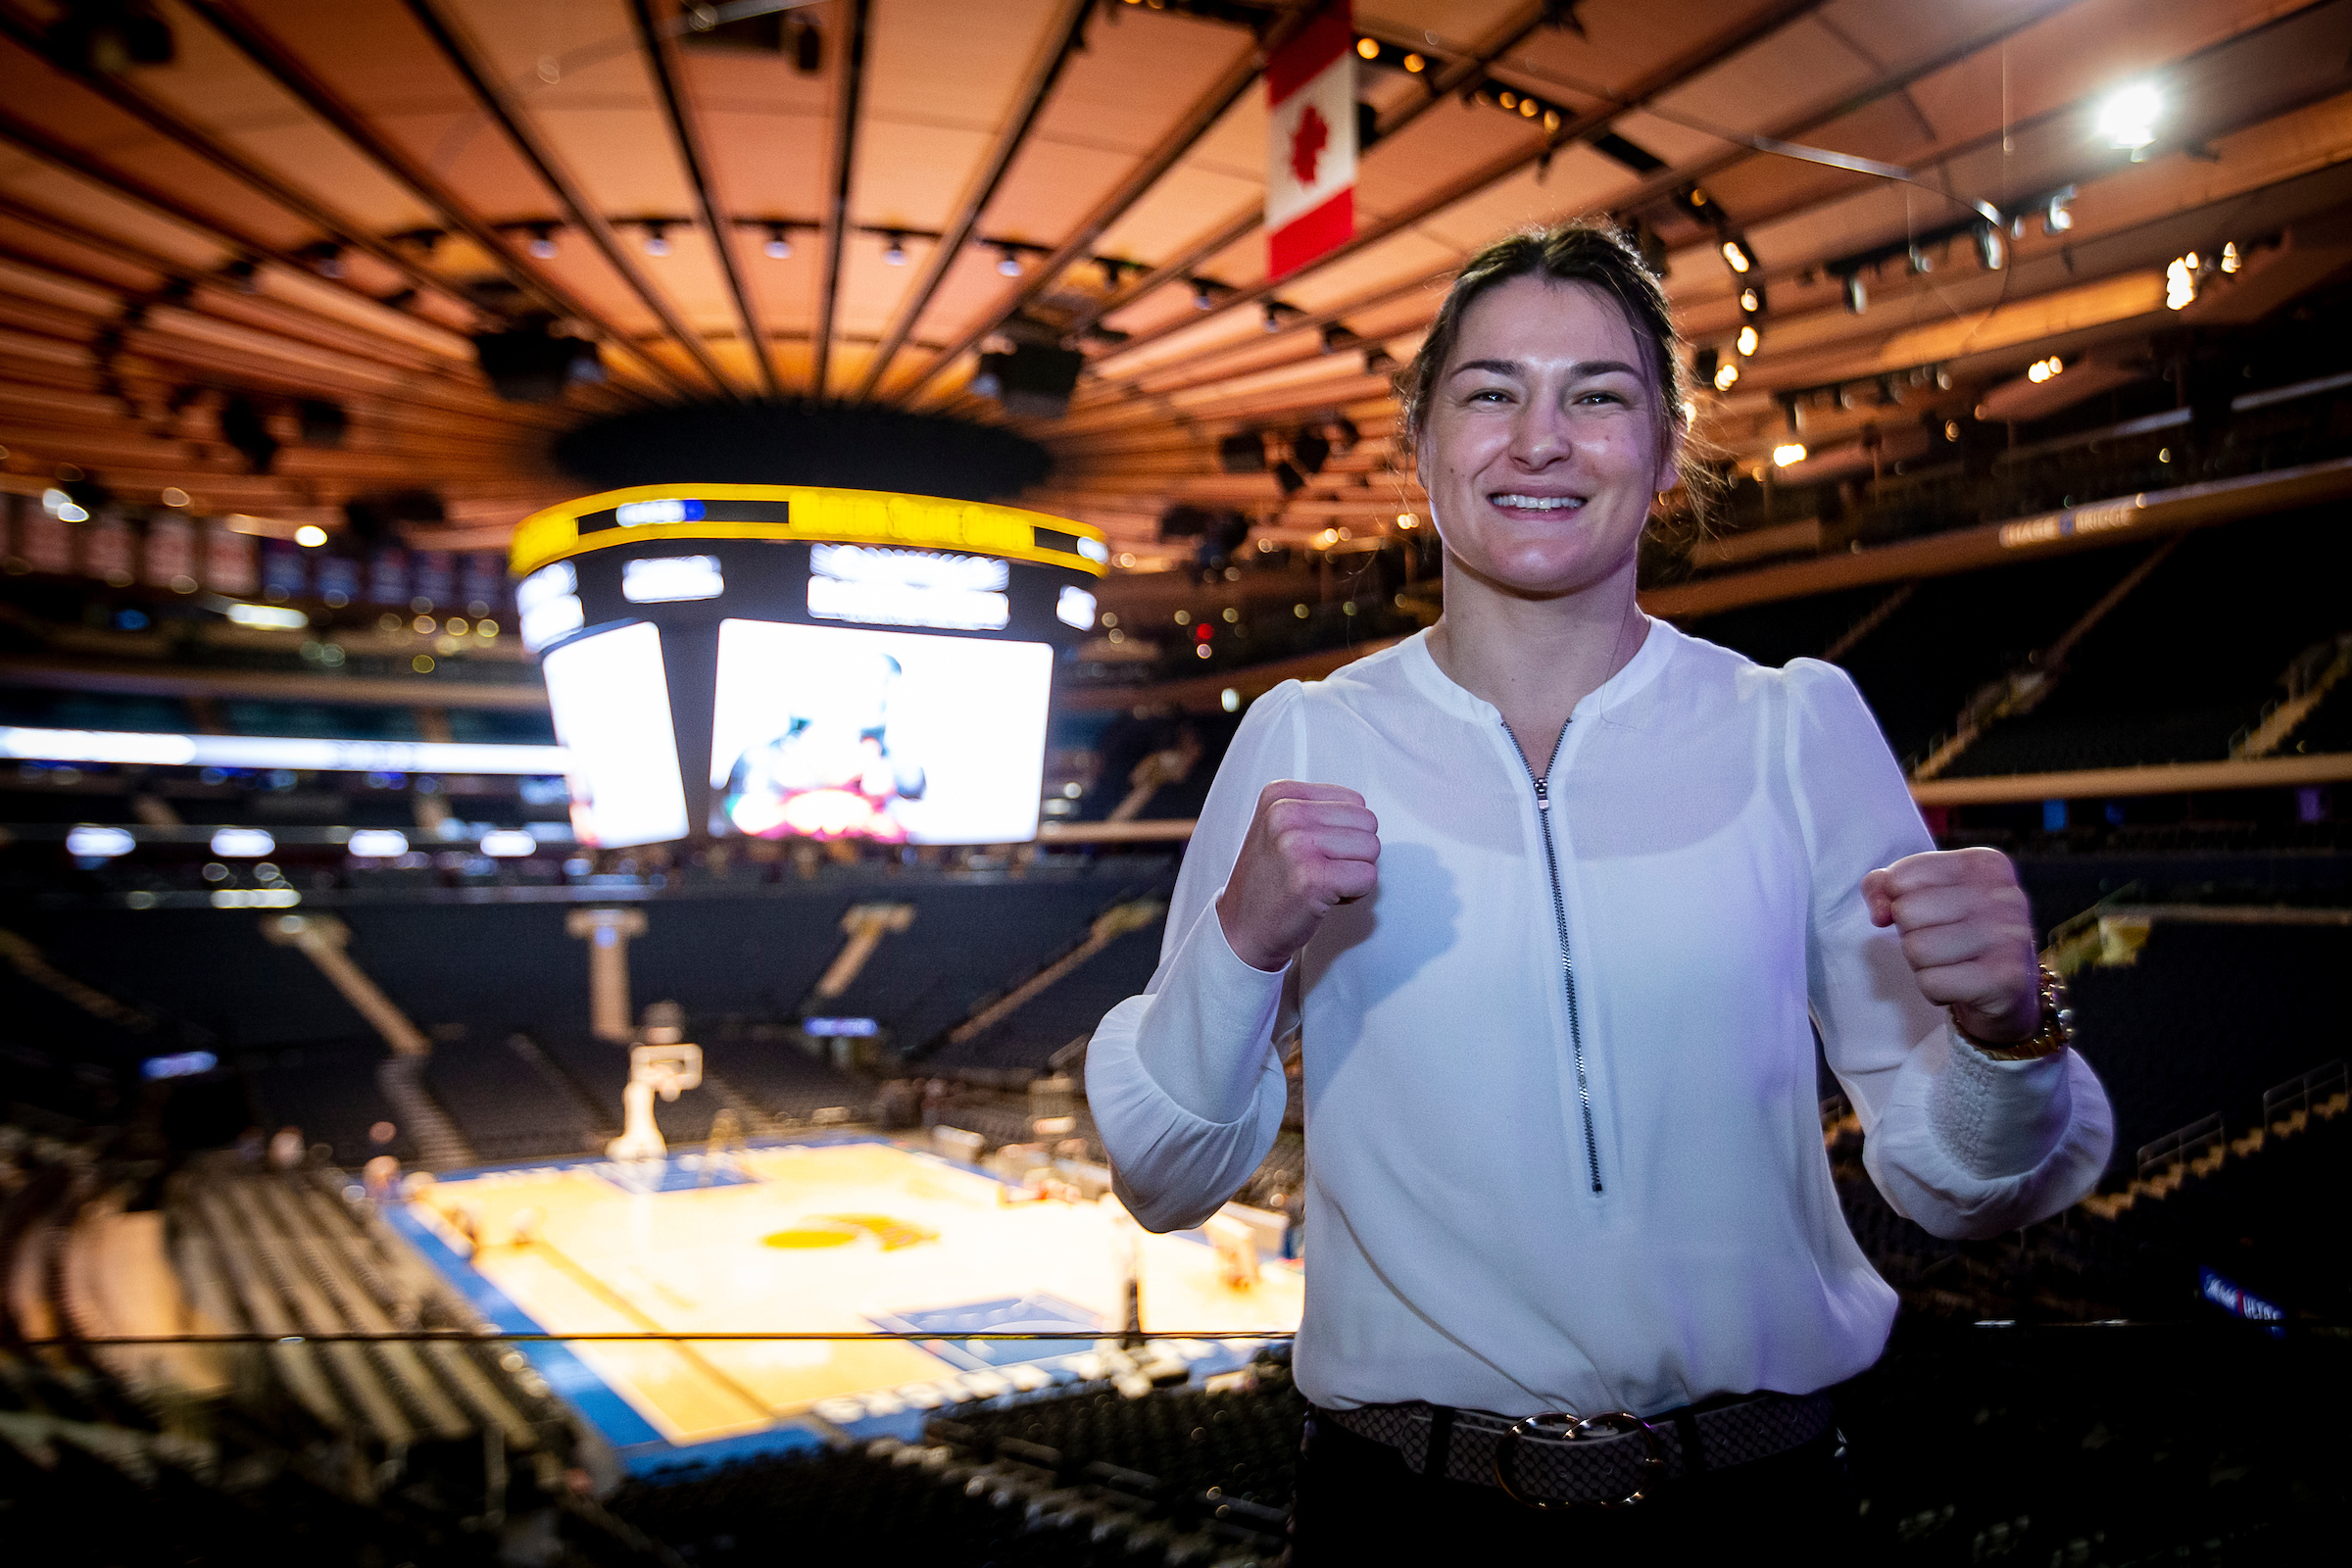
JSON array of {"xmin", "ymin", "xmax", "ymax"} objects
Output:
[{"xmin": 1396, "ymin": 220, "xmax": 1705, "ymax": 519}]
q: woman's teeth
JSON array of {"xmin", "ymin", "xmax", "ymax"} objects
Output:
[{"xmin": 1492, "ymin": 494, "xmax": 1584, "ymax": 511}]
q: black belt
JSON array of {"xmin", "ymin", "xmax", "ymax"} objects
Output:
[{"xmin": 1323, "ymin": 1390, "xmax": 1837, "ymax": 1510}]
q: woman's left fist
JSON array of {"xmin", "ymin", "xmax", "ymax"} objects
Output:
[{"xmin": 1861, "ymin": 847, "xmax": 2042, "ymax": 1044}]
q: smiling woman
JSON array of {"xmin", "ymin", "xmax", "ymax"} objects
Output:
[{"xmin": 1087, "ymin": 224, "xmax": 2113, "ymax": 1559}]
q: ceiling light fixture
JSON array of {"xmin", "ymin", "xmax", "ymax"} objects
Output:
[
  {"xmin": 1713, "ymin": 361, "xmax": 1740, "ymax": 393},
  {"xmin": 1841, "ymin": 272, "xmax": 1867, "ymax": 315},
  {"xmin": 995, "ymin": 245, "xmax": 1023, "ymax": 277},
  {"xmin": 1974, "ymin": 223, "xmax": 2005, "ymax": 271},
  {"xmin": 2220, "ymin": 241, "xmax": 2240, "ymax": 273},
  {"xmin": 1736, "ymin": 323, "xmax": 1759, "ymax": 358},
  {"xmin": 2166, "ymin": 253, "xmax": 2198, "ymax": 310},
  {"xmin": 2043, "ymin": 187, "xmax": 2076, "ymax": 235},
  {"xmin": 2094, "ymin": 81, "xmax": 2161, "ymax": 156},
  {"xmin": 1739, "ymin": 284, "xmax": 1764, "ymax": 315},
  {"xmin": 1719, "ymin": 236, "xmax": 1755, "ymax": 274},
  {"xmin": 2026, "ymin": 356, "xmax": 2064, "ymax": 383},
  {"xmin": 643, "ymin": 221, "xmax": 672, "ymax": 258},
  {"xmin": 881, "ymin": 231, "xmax": 907, "ymax": 266},
  {"xmin": 1356, "ymin": 36, "xmax": 1379, "ymax": 60},
  {"xmin": 525, "ymin": 223, "xmax": 559, "ymax": 260},
  {"xmin": 763, "ymin": 223, "xmax": 793, "ymax": 260},
  {"xmin": 1402, "ymin": 52, "xmax": 1424, "ymax": 73},
  {"xmin": 1772, "ymin": 442, "xmax": 1807, "ymax": 468}
]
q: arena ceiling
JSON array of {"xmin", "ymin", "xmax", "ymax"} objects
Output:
[{"xmin": 1, "ymin": 0, "xmax": 2349, "ymax": 563}]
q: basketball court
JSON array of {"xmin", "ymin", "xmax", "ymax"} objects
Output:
[{"xmin": 383, "ymin": 1136, "xmax": 1302, "ymax": 1467}]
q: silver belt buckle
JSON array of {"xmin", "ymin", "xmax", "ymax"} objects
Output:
[{"xmin": 1491, "ymin": 1409, "xmax": 1666, "ymax": 1510}]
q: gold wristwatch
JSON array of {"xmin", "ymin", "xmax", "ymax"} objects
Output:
[{"xmin": 1953, "ymin": 963, "xmax": 2074, "ymax": 1061}]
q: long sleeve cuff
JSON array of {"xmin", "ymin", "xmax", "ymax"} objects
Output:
[
  {"xmin": 1083, "ymin": 896, "xmax": 1290, "ymax": 1234},
  {"xmin": 1862, "ymin": 1020, "xmax": 2115, "ymax": 1240},
  {"xmin": 1125, "ymin": 896, "xmax": 1289, "ymax": 1125}
]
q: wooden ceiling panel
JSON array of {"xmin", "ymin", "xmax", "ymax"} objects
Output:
[
  {"xmin": 140, "ymin": 1, "xmax": 437, "ymax": 233},
  {"xmin": 1089, "ymin": 93, "xmax": 1260, "ymax": 269}
]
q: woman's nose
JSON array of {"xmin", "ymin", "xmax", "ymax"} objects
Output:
[{"xmin": 1506, "ymin": 398, "xmax": 1574, "ymax": 466}]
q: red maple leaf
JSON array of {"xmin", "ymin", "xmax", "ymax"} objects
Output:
[{"xmin": 1288, "ymin": 103, "xmax": 1330, "ymax": 188}]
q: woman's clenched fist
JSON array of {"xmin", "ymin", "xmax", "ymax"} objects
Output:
[
  {"xmin": 1215, "ymin": 781, "xmax": 1382, "ymax": 972},
  {"xmin": 1861, "ymin": 846, "xmax": 2042, "ymax": 1044}
]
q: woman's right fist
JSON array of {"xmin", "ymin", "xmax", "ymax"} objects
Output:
[{"xmin": 1214, "ymin": 781, "xmax": 1381, "ymax": 972}]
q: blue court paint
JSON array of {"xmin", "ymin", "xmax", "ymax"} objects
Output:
[{"xmin": 381, "ymin": 1201, "xmax": 663, "ymax": 1447}]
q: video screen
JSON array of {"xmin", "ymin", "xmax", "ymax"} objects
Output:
[
  {"xmin": 709, "ymin": 619, "xmax": 1052, "ymax": 844},
  {"xmin": 541, "ymin": 620, "xmax": 691, "ymax": 849}
]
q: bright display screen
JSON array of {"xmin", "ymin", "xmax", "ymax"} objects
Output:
[
  {"xmin": 541, "ymin": 621, "xmax": 690, "ymax": 848},
  {"xmin": 709, "ymin": 619, "xmax": 1051, "ymax": 844}
]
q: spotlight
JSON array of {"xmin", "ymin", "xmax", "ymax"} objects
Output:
[
  {"xmin": 1973, "ymin": 223, "xmax": 2005, "ymax": 271},
  {"xmin": 1736, "ymin": 322, "xmax": 1759, "ymax": 358},
  {"xmin": 1713, "ymin": 361, "xmax": 1740, "ymax": 393},
  {"xmin": 2166, "ymin": 254, "xmax": 2197, "ymax": 310},
  {"xmin": 1738, "ymin": 284, "xmax": 1764, "ymax": 315},
  {"xmin": 2026, "ymin": 356, "xmax": 2064, "ymax": 383},
  {"xmin": 2220, "ymin": 241, "xmax": 2240, "ymax": 274},
  {"xmin": 762, "ymin": 224, "xmax": 793, "ymax": 260},
  {"xmin": 1772, "ymin": 442, "xmax": 1807, "ymax": 467},
  {"xmin": 1190, "ymin": 276, "xmax": 1217, "ymax": 310},
  {"xmin": 2094, "ymin": 81, "xmax": 2161, "ymax": 154},
  {"xmin": 1403, "ymin": 52, "xmax": 1424, "ymax": 72},
  {"xmin": 1356, "ymin": 36, "xmax": 1379, "ymax": 60},
  {"xmin": 1719, "ymin": 236, "xmax": 1755, "ymax": 274},
  {"xmin": 295, "ymin": 524, "xmax": 328, "ymax": 547},
  {"xmin": 1320, "ymin": 321, "xmax": 1359, "ymax": 353},
  {"xmin": 995, "ymin": 245, "xmax": 1023, "ymax": 277},
  {"xmin": 643, "ymin": 221, "xmax": 672, "ymax": 257},
  {"xmin": 2043, "ymin": 187, "xmax": 2075, "ymax": 235},
  {"xmin": 525, "ymin": 223, "xmax": 559, "ymax": 260},
  {"xmin": 1841, "ymin": 272, "xmax": 1867, "ymax": 315},
  {"xmin": 881, "ymin": 231, "xmax": 907, "ymax": 266},
  {"xmin": 1906, "ymin": 243, "xmax": 1932, "ymax": 275},
  {"xmin": 302, "ymin": 242, "xmax": 345, "ymax": 279},
  {"xmin": 1262, "ymin": 303, "xmax": 1284, "ymax": 332}
]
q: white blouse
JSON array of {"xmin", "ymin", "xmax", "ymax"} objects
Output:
[{"xmin": 1086, "ymin": 621, "xmax": 2112, "ymax": 1420}]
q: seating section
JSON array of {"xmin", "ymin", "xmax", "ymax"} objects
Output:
[
  {"xmin": 29, "ymin": 910, "xmax": 367, "ymax": 1050},
  {"xmin": 926, "ymin": 914, "xmax": 1167, "ymax": 1075},
  {"xmin": 244, "ymin": 1042, "xmax": 416, "ymax": 1167},
  {"xmin": 422, "ymin": 1033, "xmax": 602, "ymax": 1164},
  {"xmin": 2064, "ymin": 921, "xmax": 2349, "ymax": 1178},
  {"xmin": 1676, "ymin": 582, "xmax": 1892, "ymax": 672},
  {"xmin": 1950, "ymin": 510, "xmax": 2350, "ymax": 775}
]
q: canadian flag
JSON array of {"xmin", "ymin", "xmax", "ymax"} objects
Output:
[{"xmin": 1265, "ymin": 1, "xmax": 1355, "ymax": 280}]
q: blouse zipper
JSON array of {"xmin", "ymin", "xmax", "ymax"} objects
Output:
[{"xmin": 1505, "ymin": 720, "xmax": 1603, "ymax": 1195}]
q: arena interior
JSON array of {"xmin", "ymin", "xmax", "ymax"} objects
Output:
[{"xmin": 2, "ymin": 0, "xmax": 2349, "ymax": 1561}]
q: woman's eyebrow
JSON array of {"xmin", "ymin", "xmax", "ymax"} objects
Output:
[{"xmin": 1447, "ymin": 357, "xmax": 1641, "ymax": 380}]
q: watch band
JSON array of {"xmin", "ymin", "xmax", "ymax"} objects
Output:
[{"xmin": 1953, "ymin": 962, "xmax": 2074, "ymax": 1061}]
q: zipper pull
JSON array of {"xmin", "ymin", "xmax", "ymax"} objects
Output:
[{"xmin": 1533, "ymin": 777, "xmax": 1551, "ymax": 810}]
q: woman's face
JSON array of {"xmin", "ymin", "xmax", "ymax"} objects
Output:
[{"xmin": 1416, "ymin": 274, "xmax": 1678, "ymax": 599}]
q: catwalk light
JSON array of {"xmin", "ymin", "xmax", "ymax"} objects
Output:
[
  {"xmin": 1719, "ymin": 236, "xmax": 1755, "ymax": 274},
  {"xmin": 643, "ymin": 221, "xmax": 672, "ymax": 258},
  {"xmin": 2026, "ymin": 356, "xmax": 2064, "ymax": 384},
  {"xmin": 995, "ymin": 245, "xmax": 1023, "ymax": 277},
  {"xmin": 1736, "ymin": 322, "xmax": 1759, "ymax": 358},
  {"xmin": 211, "ymin": 827, "xmax": 275, "ymax": 858},
  {"xmin": 2043, "ymin": 188, "xmax": 2076, "ymax": 235},
  {"xmin": 2166, "ymin": 254, "xmax": 2199, "ymax": 310},
  {"xmin": 2094, "ymin": 81, "xmax": 2161, "ymax": 153},
  {"xmin": 1842, "ymin": 272, "xmax": 1867, "ymax": 315},
  {"xmin": 42, "ymin": 487, "xmax": 88, "ymax": 522},
  {"xmin": 1356, "ymin": 35, "xmax": 1378, "ymax": 59},
  {"xmin": 509, "ymin": 485, "xmax": 1104, "ymax": 850},
  {"xmin": 347, "ymin": 829, "xmax": 410, "ymax": 857},
  {"xmin": 223, "ymin": 602, "xmax": 310, "ymax": 630},
  {"xmin": 763, "ymin": 224, "xmax": 793, "ymax": 260},
  {"xmin": 881, "ymin": 232, "xmax": 907, "ymax": 266},
  {"xmin": 2220, "ymin": 241, "xmax": 2240, "ymax": 273},
  {"xmin": 66, "ymin": 824, "xmax": 135, "ymax": 858},
  {"xmin": 1738, "ymin": 284, "xmax": 1764, "ymax": 315},
  {"xmin": 295, "ymin": 524, "xmax": 327, "ymax": 547},
  {"xmin": 1974, "ymin": 223, "xmax": 2006, "ymax": 271},
  {"xmin": 1713, "ymin": 360, "xmax": 1740, "ymax": 392},
  {"xmin": 479, "ymin": 829, "xmax": 539, "ymax": 858},
  {"xmin": 1772, "ymin": 442, "xmax": 1807, "ymax": 467},
  {"xmin": 1191, "ymin": 277, "xmax": 1217, "ymax": 310},
  {"xmin": 526, "ymin": 223, "xmax": 559, "ymax": 260}
]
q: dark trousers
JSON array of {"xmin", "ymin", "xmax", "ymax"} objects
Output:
[{"xmin": 1287, "ymin": 1403, "xmax": 1862, "ymax": 1561}]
